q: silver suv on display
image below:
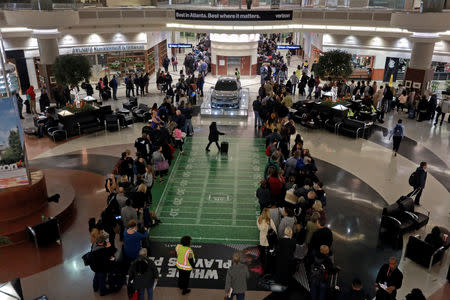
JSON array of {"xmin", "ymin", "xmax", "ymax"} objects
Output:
[{"xmin": 211, "ymin": 76, "xmax": 241, "ymax": 109}]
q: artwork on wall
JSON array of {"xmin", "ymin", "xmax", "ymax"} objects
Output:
[
  {"xmin": 404, "ymin": 80, "xmax": 412, "ymax": 88},
  {"xmin": 413, "ymin": 82, "xmax": 422, "ymax": 89}
]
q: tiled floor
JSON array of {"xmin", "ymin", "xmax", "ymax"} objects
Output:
[{"xmin": 3, "ymin": 59, "xmax": 450, "ymax": 299}]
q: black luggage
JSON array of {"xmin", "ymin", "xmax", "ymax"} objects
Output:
[
  {"xmin": 220, "ymin": 141, "xmax": 229, "ymax": 154},
  {"xmin": 108, "ymin": 272, "xmax": 126, "ymax": 293}
]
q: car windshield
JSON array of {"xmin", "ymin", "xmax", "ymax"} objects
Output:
[{"xmin": 215, "ymin": 79, "xmax": 237, "ymax": 91}]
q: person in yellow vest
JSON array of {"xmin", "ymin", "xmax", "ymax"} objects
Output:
[
  {"xmin": 176, "ymin": 236, "xmax": 195, "ymax": 295},
  {"xmin": 235, "ymin": 68, "xmax": 240, "ymax": 82},
  {"xmin": 347, "ymin": 108, "xmax": 354, "ymax": 118}
]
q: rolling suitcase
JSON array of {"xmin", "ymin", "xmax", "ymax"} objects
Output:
[
  {"xmin": 408, "ymin": 108, "xmax": 415, "ymax": 119},
  {"xmin": 220, "ymin": 141, "xmax": 229, "ymax": 154}
]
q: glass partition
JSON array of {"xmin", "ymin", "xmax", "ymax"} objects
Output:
[{"xmin": 1, "ymin": 0, "xmax": 411, "ymax": 9}]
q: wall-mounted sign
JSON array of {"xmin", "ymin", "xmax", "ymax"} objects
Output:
[
  {"xmin": 175, "ymin": 10, "xmax": 293, "ymax": 21},
  {"xmin": 277, "ymin": 45, "xmax": 301, "ymax": 50},
  {"xmin": 0, "ymin": 97, "xmax": 29, "ymax": 189},
  {"xmin": 72, "ymin": 44, "xmax": 146, "ymax": 54},
  {"xmin": 383, "ymin": 57, "xmax": 400, "ymax": 83},
  {"xmin": 168, "ymin": 44, "xmax": 193, "ymax": 49}
]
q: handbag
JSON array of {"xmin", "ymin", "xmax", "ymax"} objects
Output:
[{"xmin": 155, "ymin": 160, "xmax": 169, "ymax": 171}]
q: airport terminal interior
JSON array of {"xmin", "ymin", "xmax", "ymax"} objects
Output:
[{"xmin": 0, "ymin": 1, "xmax": 449, "ymax": 300}]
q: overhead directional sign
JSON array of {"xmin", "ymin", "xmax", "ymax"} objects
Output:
[
  {"xmin": 168, "ymin": 44, "xmax": 193, "ymax": 49},
  {"xmin": 277, "ymin": 45, "xmax": 301, "ymax": 50}
]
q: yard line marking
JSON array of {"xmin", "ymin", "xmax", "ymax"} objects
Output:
[
  {"xmin": 149, "ymin": 236, "xmax": 259, "ymax": 242},
  {"xmin": 155, "ymin": 151, "xmax": 182, "ymax": 216},
  {"xmin": 160, "ymin": 216, "xmax": 256, "ymax": 222},
  {"xmin": 196, "ymin": 157, "xmax": 209, "ymax": 224},
  {"xmin": 157, "ymin": 223, "xmax": 255, "ymax": 228},
  {"xmin": 232, "ymin": 143, "xmax": 239, "ymax": 226}
]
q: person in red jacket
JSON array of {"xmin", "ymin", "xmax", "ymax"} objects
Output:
[{"xmin": 26, "ymin": 85, "xmax": 36, "ymax": 114}]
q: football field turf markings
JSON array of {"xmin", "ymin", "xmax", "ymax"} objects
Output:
[{"xmin": 150, "ymin": 137, "xmax": 266, "ymax": 244}]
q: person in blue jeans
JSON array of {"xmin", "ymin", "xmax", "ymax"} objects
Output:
[
  {"xmin": 123, "ymin": 220, "xmax": 147, "ymax": 269},
  {"xmin": 128, "ymin": 248, "xmax": 159, "ymax": 300},
  {"xmin": 225, "ymin": 253, "xmax": 250, "ymax": 300},
  {"xmin": 310, "ymin": 245, "xmax": 335, "ymax": 300},
  {"xmin": 89, "ymin": 235, "xmax": 116, "ymax": 296}
]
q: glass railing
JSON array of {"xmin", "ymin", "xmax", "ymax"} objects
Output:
[
  {"xmin": 2, "ymin": 0, "xmax": 78, "ymax": 10},
  {"xmin": 0, "ymin": 0, "xmax": 428, "ymax": 10}
]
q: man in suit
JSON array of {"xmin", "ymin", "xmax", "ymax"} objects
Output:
[{"xmin": 374, "ymin": 257, "xmax": 403, "ymax": 300}]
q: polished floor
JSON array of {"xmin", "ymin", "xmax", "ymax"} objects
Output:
[{"xmin": 2, "ymin": 59, "xmax": 449, "ymax": 299}]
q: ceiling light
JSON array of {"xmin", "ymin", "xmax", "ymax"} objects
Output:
[
  {"xmin": 351, "ymin": 26, "xmax": 375, "ymax": 31},
  {"xmin": 303, "ymin": 25, "xmax": 326, "ymax": 29}
]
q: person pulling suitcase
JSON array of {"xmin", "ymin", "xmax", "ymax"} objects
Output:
[{"xmin": 205, "ymin": 121, "xmax": 225, "ymax": 152}]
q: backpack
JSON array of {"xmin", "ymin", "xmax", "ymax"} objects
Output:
[
  {"xmin": 265, "ymin": 146, "xmax": 271, "ymax": 157},
  {"xmin": 113, "ymin": 159, "xmax": 121, "ymax": 175},
  {"xmin": 393, "ymin": 124, "xmax": 403, "ymax": 137},
  {"xmin": 408, "ymin": 171, "xmax": 419, "ymax": 187},
  {"xmin": 310, "ymin": 262, "xmax": 328, "ymax": 284}
]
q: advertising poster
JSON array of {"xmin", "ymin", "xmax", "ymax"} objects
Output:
[
  {"xmin": 383, "ymin": 57, "xmax": 400, "ymax": 83},
  {"xmin": 0, "ymin": 97, "xmax": 29, "ymax": 189}
]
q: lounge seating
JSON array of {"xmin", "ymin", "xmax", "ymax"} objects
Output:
[
  {"xmin": 337, "ymin": 118, "xmax": 367, "ymax": 138},
  {"xmin": 379, "ymin": 197, "xmax": 430, "ymax": 248},
  {"xmin": 132, "ymin": 104, "xmax": 150, "ymax": 122},
  {"xmin": 47, "ymin": 123, "xmax": 68, "ymax": 142},
  {"xmin": 77, "ymin": 113, "xmax": 103, "ymax": 135},
  {"xmin": 117, "ymin": 112, "xmax": 134, "ymax": 128},
  {"xmin": 123, "ymin": 96, "xmax": 138, "ymax": 110},
  {"xmin": 324, "ymin": 115, "xmax": 345, "ymax": 133},
  {"xmin": 104, "ymin": 114, "xmax": 119, "ymax": 132},
  {"xmin": 404, "ymin": 235, "xmax": 447, "ymax": 271}
]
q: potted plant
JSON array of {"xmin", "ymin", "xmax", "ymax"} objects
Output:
[
  {"xmin": 316, "ymin": 50, "xmax": 353, "ymax": 81},
  {"xmin": 53, "ymin": 55, "xmax": 92, "ymax": 88}
]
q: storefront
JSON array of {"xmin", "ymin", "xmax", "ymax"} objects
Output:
[{"xmin": 349, "ymin": 54, "xmax": 374, "ymax": 80}]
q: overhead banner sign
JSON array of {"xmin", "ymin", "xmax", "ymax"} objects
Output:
[
  {"xmin": 277, "ymin": 45, "xmax": 301, "ymax": 50},
  {"xmin": 175, "ymin": 10, "xmax": 293, "ymax": 21},
  {"xmin": 72, "ymin": 44, "xmax": 146, "ymax": 54},
  {"xmin": 168, "ymin": 44, "xmax": 193, "ymax": 49},
  {"xmin": 0, "ymin": 97, "xmax": 29, "ymax": 189}
]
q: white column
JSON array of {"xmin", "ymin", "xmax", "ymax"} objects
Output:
[
  {"xmin": 409, "ymin": 39, "xmax": 436, "ymax": 70},
  {"xmin": 37, "ymin": 38, "xmax": 59, "ymax": 65}
]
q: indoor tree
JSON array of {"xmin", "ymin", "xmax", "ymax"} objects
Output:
[
  {"xmin": 316, "ymin": 49, "xmax": 353, "ymax": 80},
  {"xmin": 52, "ymin": 54, "xmax": 92, "ymax": 87}
]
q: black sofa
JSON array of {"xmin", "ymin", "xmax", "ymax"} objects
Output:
[
  {"xmin": 77, "ymin": 113, "xmax": 103, "ymax": 134},
  {"xmin": 379, "ymin": 197, "xmax": 430, "ymax": 248},
  {"xmin": 337, "ymin": 118, "xmax": 367, "ymax": 138},
  {"xmin": 404, "ymin": 235, "xmax": 447, "ymax": 271}
]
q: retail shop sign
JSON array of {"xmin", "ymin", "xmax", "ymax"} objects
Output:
[
  {"xmin": 277, "ymin": 45, "xmax": 301, "ymax": 50},
  {"xmin": 175, "ymin": 10, "xmax": 292, "ymax": 21},
  {"xmin": 168, "ymin": 44, "xmax": 193, "ymax": 49},
  {"xmin": 71, "ymin": 44, "xmax": 145, "ymax": 54}
]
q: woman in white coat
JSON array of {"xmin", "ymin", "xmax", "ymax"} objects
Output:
[{"xmin": 257, "ymin": 208, "xmax": 277, "ymax": 273}]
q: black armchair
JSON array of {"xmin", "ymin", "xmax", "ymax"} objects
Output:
[
  {"xmin": 123, "ymin": 96, "xmax": 138, "ymax": 110},
  {"xmin": 47, "ymin": 123, "xmax": 68, "ymax": 142},
  {"xmin": 104, "ymin": 114, "xmax": 119, "ymax": 132},
  {"xmin": 404, "ymin": 235, "xmax": 446, "ymax": 272},
  {"xmin": 117, "ymin": 112, "xmax": 134, "ymax": 128},
  {"xmin": 132, "ymin": 104, "xmax": 150, "ymax": 122},
  {"xmin": 379, "ymin": 196, "xmax": 430, "ymax": 248}
]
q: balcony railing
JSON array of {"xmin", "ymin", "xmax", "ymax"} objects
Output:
[{"xmin": 1, "ymin": 0, "xmax": 412, "ymax": 10}]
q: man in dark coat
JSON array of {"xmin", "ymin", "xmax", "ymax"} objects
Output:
[
  {"xmin": 410, "ymin": 162, "xmax": 427, "ymax": 205},
  {"xmin": 90, "ymin": 235, "xmax": 116, "ymax": 296},
  {"xmin": 205, "ymin": 122, "xmax": 225, "ymax": 152},
  {"xmin": 375, "ymin": 257, "xmax": 403, "ymax": 300}
]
